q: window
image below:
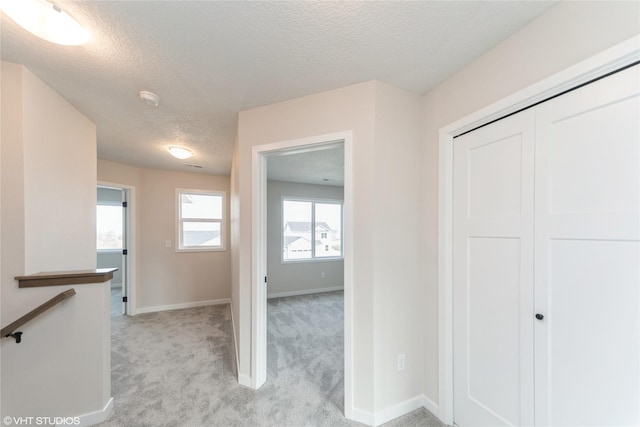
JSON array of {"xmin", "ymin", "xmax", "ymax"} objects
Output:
[
  {"xmin": 177, "ymin": 190, "xmax": 225, "ymax": 251},
  {"xmin": 282, "ymin": 198, "xmax": 343, "ymax": 261},
  {"xmin": 97, "ymin": 205, "xmax": 123, "ymax": 250}
]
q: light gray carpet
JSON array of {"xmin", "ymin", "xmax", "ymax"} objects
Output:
[
  {"xmin": 99, "ymin": 291, "xmax": 444, "ymax": 427},
  {"xmin": 111, "ymin": 287, "xmax": 123, "ymax": 317}
]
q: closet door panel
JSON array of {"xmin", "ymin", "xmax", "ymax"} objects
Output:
[
  {"xmin": 534, "ymin": 65, "xmax": 640, "ymax": 426},
  {"xmin": 453, "ymin": 110, "xmax": 535, "ymax": 426}
]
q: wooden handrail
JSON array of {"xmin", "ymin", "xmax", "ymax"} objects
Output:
[
  {"xmin": 15, "ymin": 268, "xmax": 117, "ymax": 288},
  {"xmin": 1, "ymin": 288, "xmax": 76, "ymax": 343}
]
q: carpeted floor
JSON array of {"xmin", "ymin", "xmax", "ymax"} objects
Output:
[
  {"xmin": 111, "ymin": 287, "xmax": 123, "ymax": 317},
  {"xmin": 99, "ymin": 292, "xmax": 444, "ymax": 427}
]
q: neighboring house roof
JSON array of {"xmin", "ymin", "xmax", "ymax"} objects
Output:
[
  {"xmin": 285, "ymin": 221, "xmax": 332, "ymax": 232},
  {"xmin": 283, "ymin": 235, "xmax": 311, "ymax": 247},
  {"xmin": 183, "ymin": 230, "xmax": 221, "ymax": 246}
]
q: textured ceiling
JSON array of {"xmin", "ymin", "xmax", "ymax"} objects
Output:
[
  {"xmin": 268, "ymin": 144, "xmax": 344, "ymax": 187},
  {"xmin": 0, "ymin": 1, "xmax": 556, "ymax": 179}
]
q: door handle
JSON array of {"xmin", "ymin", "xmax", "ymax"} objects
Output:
[{"xmin": 535, "ymin": 313, "xmax": 544, "ymax": 320}]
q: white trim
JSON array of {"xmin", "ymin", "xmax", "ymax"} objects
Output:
[
  {"xmin": 238, "ymin": 373, "xmax": 252, "ymax": 388},
  {"xmin": 175, "ymin": 188, "xmax": 226, "ymax": 252},
  {"xmin": 74, "ymin": 397, "xmax": 113, "ymax": 427},
  {"xmin": 267, "ymin": 286, "xmax": 344, "ymax": 299},
  {"xmin": 135, "ymin": 298, "xmax": 231, "ymax": 315},
  {"xmin": 374, "ymin": 395, "xmax": 426, "ymax": 426},
  {"xmin": 346, "ymin": 395, "xmax": 440, "ymax": 427},
  {"xmin": 251, "ymin": 146, "xmax": 268, "ymax": 389},
  {"xmin": 98, "ymin": 181, "xmax": 135, "ymax": 316},
  {"xmin": 229, "ymin": 301, "xmax": 240, "ymax": 382},
  {"xmin": 350, "ymin": 408, "xmax": 375, "ymax": 426},
  {"xmin": 422, "ymin": 395, "xmax": 440, "ymax": 420},
  {"xmin": 251, "ymin": 131, "xmax": 354, "ymax": 418},
  {"xmin": 438, "ymin": 35, "xmax": 640, "ymax": 425}
]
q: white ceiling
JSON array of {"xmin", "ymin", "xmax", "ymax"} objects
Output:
[
  {"xmin": 267, "ymin": 143, "xmax": 344, "ymax": 187},
  {"xmin": 0, "ymin": 0, "xmax": 556, "ymax": 180}
]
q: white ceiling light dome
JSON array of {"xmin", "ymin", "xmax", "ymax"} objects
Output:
[
  {"xmin": 139, "ymin": 90, "xmax": 160, "ymax": 107},
  {"xmin": 0, "ymin": 0, "xmax": 90, "ymax": 45},
  {"xmin": 168, "ymin": 146, "xmax": 193, "ymax": 160}
]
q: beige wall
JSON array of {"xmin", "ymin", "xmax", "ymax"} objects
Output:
[
  {"xmin": 235, "ymin": 81, "xmax": 376, "ymax": 408},
  {"xmin": 234, "ymin": 80, "xmax": 423, "ymax": 417},
  {"xmin": 97, "ymin": 160, "xmax": 231, "ymax": 312},
  {"xmin": 421, "ymin": 1, "xmax": 640, "ymax": 403},
  {"xmin": 266, "ymin": 180, "xmax": 344, "ymax": 297},
  {"xmin": 372, "ymin": 81, "xmax": 423, "ymax": 411},
  {"xmin": 1, "ymin": 62, "xmax": 110, "ymax": 420}
]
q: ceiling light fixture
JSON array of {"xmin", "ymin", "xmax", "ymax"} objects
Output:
[
  {"xmin": 168, "ymin": 146, "xmax": 193, "ymax": 160},
  {"xmin": 138, "ymin": 90, "xmax": 160, "ymax": 107},
  {"xmin": 0, "ymin": 0, "xmax": 89, "ymax": 45}
]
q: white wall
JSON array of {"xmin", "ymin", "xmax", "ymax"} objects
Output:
[
  {"xmin": 266, "ymin": 180, "xmax": 344, "ymax": 297},
  {"xmin": 234, "ymin": 81, "xmax": 376, "ymax": 410},
  {"xmin": 233, "ymin": 80, "xmax": 423, "ymax": 418},
  {"xmin": 420, "ymin": 1, "xmax": 640, "ymax": 405},
  {"xmin": 97, "ymin": 160, "xmax": 231, "ymax": 312},
  {"xmin": 1, "ymin": 62, "xmax": 110, "ymax": 420}
]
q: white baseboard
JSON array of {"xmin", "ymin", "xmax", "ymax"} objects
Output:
[
  {"xmin": 421, "ymin": 394, "xmax": 440, "ymax": 421},
  {"xmin": 75, "ymin": 397, "xmax": 113, "ymax": 427},
  {"xmin": 267, "ymin": 286, "xmax": 344, "ymax": 299},
  {"xmin": 350, "ymin": 407, "xmax": 374, "ymax": 426},
  {"xmin": 135, "ymin": 298, "xmax": 230, "ymax": 314},
  {"xmin": 238, "ymin": 373, "xmax": 252, "ymax": 388},
  {"xmin": 348, "ymin": 395, "xmax": 441, "ymax": 427},
  {"xmin": 374, "ymin": 395, "xmax": 426, "ymax": 426},
  {"xmin": 229, "ymin": 303, "xmax": 241, "ymax": 384}
]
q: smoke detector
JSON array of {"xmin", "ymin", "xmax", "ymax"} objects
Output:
[{"xmin": 138, "ymin": 90, "xmax": 160, "ymax": 107}]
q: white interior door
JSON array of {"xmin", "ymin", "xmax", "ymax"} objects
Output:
[
  {"xmin": 453, "ymin": 109, "xmax": 536, "ymax": 426},
  {"xmin": 533, "ymin": 65, "xmax": 640, "ymax": 426}
]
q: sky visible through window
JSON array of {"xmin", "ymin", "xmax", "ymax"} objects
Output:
[
  {"xmin": 97, "ymin": 205, "xmax": 122, "ymax": 250},
  {"xmin": 179, "ymin": 192, "xmax": 223, "ymax": 248}
]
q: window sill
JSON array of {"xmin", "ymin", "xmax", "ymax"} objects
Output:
[
  {"xmin": 97, "ymin": 249, "xmax": 123, "ymax": 254},
  {"xmin": 176, "ymin": 247, "xmax": 227, "ymax": 253},
  {"xmin": 281, "ymin": 257, "xmax": 343, "ymax": 264}
]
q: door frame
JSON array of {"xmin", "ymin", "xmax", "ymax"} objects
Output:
[
  {"xmin": 251, "ymin": 130, "xmax": 354, "ymax": 417},
  {"xmin": 98, "ymin": 181, "xmax": 136, "ymax": 316},
  {"xmin": 437, "ymin": 36, "xmax": 640, "ymax": 424}
]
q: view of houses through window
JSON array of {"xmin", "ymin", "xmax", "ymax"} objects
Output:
[
  {"xmin": 282, "ymin": 198, "xmax": 342, "ymax": 261},
  {"xmin": 178, "ymin": 190, "xmax": 225, "ymax": 251}
]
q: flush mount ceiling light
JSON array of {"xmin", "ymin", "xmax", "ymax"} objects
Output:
[
  {"xmin": 168, "ymin": 146, "xmax": 193, "ymax": 160},
  {"xmin": 138, "ymin": 90, "xmax": 160, "ymax": 107},
  {"xmin": 0, "ymin": 0, "xmax": 89, "ymax": 45}
]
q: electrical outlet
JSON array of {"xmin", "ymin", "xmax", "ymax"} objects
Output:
[
  {"xmin": 397, "ymin": 354, "xmax": 406, "ymax": 372},
  {"xmin": 165, "ymin": 240, "xmax": 171, "ymax": 247},
  {"xmin": 321, "ymin": 271, "xmax": 326, "ymax": 278}
]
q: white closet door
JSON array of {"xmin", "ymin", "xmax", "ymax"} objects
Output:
[
  {"xmin": 453, "ymin": 110, "xmax": 536, "ymax": 426},
  {"xmin": 534, "ymin": 65, "xmax": 640, "ymax": 426}
]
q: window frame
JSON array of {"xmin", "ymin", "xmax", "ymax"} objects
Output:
[
  {"xmin": 281, "ymin": 196, "xmax": 344, "ymax": 263},
  {"xmin": 176, "ymin": 189, "xmax": 226, "ymax": 252}
]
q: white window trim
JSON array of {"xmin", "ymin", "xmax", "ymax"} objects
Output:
[
  {"xmin": 176, "ymin": 188, "xmax": 226, "ymax": 252},
  {"xmin": 281, "ymin": 196, "xmax": 344, "ymax": 263}
]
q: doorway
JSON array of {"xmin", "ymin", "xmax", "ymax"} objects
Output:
[
  {"xmin": 97, "ymin": 184, "xmax": 131, "ymax": 316},
  {"xmin": 251, "ymin": 131, "xmax": 354, "ymax": 417}
]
